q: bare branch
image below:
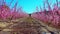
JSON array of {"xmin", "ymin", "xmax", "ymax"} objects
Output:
[
  {"xmin": 56, "ymin": 0, "xmax": 58, "ymax": 7},
  {"xmin": 2, "ymin": 0, "xmax": 6, "ymax": 5},
  {"xmin": 43, "ymin": 1, "xmax": 46, "ymax": 11},
  {"xmin": 46, "ymin": 0, "xmax": 51, "ymax": 11},
  {"xmin": 9, "ymin": 0, "xmax": 14, "ymax": 6},
  {"xmin": 12, "ymin": 1, "xmax": 18, "ymax": 12},
  {"xmin": 36, "ymin": 6, "xmax": 39, "ymax": 12},
  {"xmin": 40, "ymin": 6, "xmax": 42, "ymax": 12}
]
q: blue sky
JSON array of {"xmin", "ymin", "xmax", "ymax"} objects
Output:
[{"xmin": 0, "ymin": 0, "xmax": 60, "ymax": 14}]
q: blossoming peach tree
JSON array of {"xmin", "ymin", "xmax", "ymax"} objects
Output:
[
  {"xmin": 0, "ymin": 0, "xmax": 27, "ymax": 21},
  {"xmin": 32, "ymin": 0, "xmax": 60, "ymax": 26}
]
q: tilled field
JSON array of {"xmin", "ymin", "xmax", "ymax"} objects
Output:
[{"xmin": 0, "ymin": 17, "xmax": 60, "ymax": 34}]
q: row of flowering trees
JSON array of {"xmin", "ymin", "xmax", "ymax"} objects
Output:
[
  {"xmin": 0, "ymin": 0, "xmax": 28, "ymax": 21},
  {"xmin": 32, "ymin": 0, "xmax": 60, "ymax": 27}
]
